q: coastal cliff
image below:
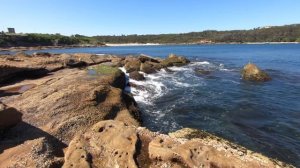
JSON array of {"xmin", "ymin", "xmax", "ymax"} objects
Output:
[{"xmin": 0, "ymin": 53, "xmax": 293, "ymax": 167}]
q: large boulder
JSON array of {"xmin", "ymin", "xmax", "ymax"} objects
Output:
[
  {"xmin": 138, "ymin": 54, "xmax": 160, "ymax": 63},
  {"xmin": 194, "ymin": 68, "xmax": 211, "ymax": 75},
  {"xmin": 140, "ymin": 62, "xmax": 157, "ymax": 74},
  {"xmin": 129, "ymin": 71, "xmax": 145, "ymax": 81},
  {"xmin": 124, "ymin": 60, "xmax": 141, "ymax": 73},
  {"xmin": 161, "ymin": 54, "xmax": 190, "ymax": 67},
  {"xmin": 241, "ymin": 63, "xmax": 271, "ymax": 82}
]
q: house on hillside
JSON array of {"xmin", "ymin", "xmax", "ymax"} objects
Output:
[{"xmin": 7, "ymin": 28, "xmax": 16, "ymax": 34}]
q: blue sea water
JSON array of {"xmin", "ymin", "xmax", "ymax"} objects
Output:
[{"xmin": 23, "ymin": 44, "xmax": 300, "ymax": 166}]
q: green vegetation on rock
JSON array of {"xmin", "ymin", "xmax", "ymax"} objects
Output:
[{"xmin": 88, "ymin": 65, "xmax": 120, "ymax": 75}]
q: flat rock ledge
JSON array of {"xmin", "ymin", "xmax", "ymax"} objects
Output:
[
  {"xmin": 0, "ymin": 53, "xmax": 293, "ymax": 168},
  {"xmin": 63, "ymin": 120, "xmax": 291, "ymax": 168}
]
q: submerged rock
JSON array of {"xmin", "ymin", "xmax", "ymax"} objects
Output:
[
  {"xmin": 129, "ymin": 71, "xmax": 145, "ymax": 81},
  {"xmin": 241, "ymin": 63, "xmax": 271, "ymax": 82},
  {"xmin": 194, "ymin": 68, "xmax": 211, "ymax": 75}
]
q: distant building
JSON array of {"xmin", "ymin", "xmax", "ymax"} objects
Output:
[{"xmin": 7, "ymin": 28, "xmax": 15, "ymax": 34}]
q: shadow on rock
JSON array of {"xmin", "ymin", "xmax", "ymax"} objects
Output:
[{"xmin": 0, "ymin": 120, "xmax": 66, "ymax": 157}]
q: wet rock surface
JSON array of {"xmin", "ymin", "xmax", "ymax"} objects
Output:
[
  {"xmin": 241, "ymin": 63, "xmax": 271, "ymax": 81},
  {"xmin": 129, "ymin": 71, "xmax": 145, "ymax": 81}
]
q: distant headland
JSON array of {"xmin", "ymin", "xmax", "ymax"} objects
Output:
[{"xmin": 0, "ymin": 24, "xmax": 299, "ymax": 50}]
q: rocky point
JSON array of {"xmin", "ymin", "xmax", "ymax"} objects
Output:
[{"xmin": 0, "ymin": 52, "xmax": 292, "ymax": 168}]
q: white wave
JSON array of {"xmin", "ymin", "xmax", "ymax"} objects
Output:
[
  {"xmin": 119, "ymin": 67, "xmax": 127, "ymax": 74},
  {"xmin": 192, "ymin": 61, "xmax": 210, "ymax": 66},
  {"xmin": 120, "ymin": 67, "xmax": 167, "ymax": 105},
  {"xmin": 168, "ymin": 66, "xmax": 189, "ymax": 71}
]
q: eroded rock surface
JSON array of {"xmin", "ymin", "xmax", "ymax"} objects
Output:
[
  {"xmin": 64, "ymin": 120, "xmax": 291, "ymax": 168},
  {"xmin": 0, "ymin": 52, "xmax": 117, "ymax": 85},
  {"xmin": 63, "ymin": 120, "xmax": 138, "ymax": 168},
  {"xmin": 0, "ymin": 54, "xmax": 141, "ymax": 168}
]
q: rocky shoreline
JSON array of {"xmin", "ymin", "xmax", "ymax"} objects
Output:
[
  {"xmin": 0, "ymin": 45, "xmax": 105, "ymax": 53},
  {"xmin": 0, "ymin": 52, "xmax": 293, "ymax": 167}
]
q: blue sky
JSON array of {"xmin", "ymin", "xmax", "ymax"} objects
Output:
[{"xmin": 1, "ymin": 0, "xmax": 299, "ymax": 36}]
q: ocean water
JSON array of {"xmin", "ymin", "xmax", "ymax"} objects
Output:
[{"xmin": 24, "ymin": 44, "xmax": 300, "ymax": 166}]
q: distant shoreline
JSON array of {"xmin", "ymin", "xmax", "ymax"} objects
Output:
[
  {"xmin": 106, "ymin": 42, "xmax": 300, "ymax": 46},
  {"xmin": 0, "ymin": 42, "xmax": 299, "ymax": 53}
]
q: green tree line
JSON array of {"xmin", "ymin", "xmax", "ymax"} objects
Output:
[
  {"xmin": 0, "ymin": 33, "xmax": 103, "ymax": 47},
  {"xmin": 94, "ymin": 24, "xmax": 300, "ymax": 44},
  {"xmin": 0, "ymin": 24, "xmax": 299, "ymax": 47}
]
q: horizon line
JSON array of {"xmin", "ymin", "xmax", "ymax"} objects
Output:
[{"xmin": 1, "ymin": 23, "xmax": 299, "ymax": 37}]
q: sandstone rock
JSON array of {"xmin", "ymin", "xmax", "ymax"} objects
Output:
[
  {"xmin": 0, "ymin": 67, "xmax": 139, "ymax": 144},
  {"xmin": 140, "ymin": 62, "xmax": 157, "ymax": 74},
  {"xmin": 0, "ymin": 103, "xmax": 22, "ymax": 130},
  {"xmin": 0, "ymin": 137, "xmax": 63, "ymax": 168},
  {"xmin": 139, "ymin": 54, "xmax": 160, "ymax": 63},
  {"xmin": 241, "ymin": 63, "xmax": 271, "ymax": 82},
  {"xmin": 14, "ymin": 52, "xmax": 31, "ymax": 58},
  {"xmin": 33, "ymin": 52, "xmax": 52, "ymax": 57},
  {"xmin": 161, "ymin": 54, "xmax": 190, "ymax": 67},
  {"xmin": 129, "ymin": 71, "xmax": 145, "ymax": 81},
  {"xmin": 64, "ymin": 120, "xmax": 291, "ymax": 168},
  {"xmin": 0, "ymin": 53, "xmax": 119, "ymax": 85},
  {"xmin": 63, "ymin": 120, "xmax": 138, "ymax": 168},
  {"xmin": 124, "ymin": 60, "xmax": 141, "ymax": 73}
]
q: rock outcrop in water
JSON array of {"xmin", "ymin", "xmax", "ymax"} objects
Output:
[
  {"xmin": 161, "ymin": 53, "xmax": 190, "ymax": 67},
  {"xmin": 129, "ymin": 71, "xmax": 145, "ymax": 81},
  {"xmin": 0, "ymin": 53, "xmax": 292, "ymax": 167},
  {"xmin": 241, "ymin": 63, "xmax": 271, "ymax": 82}
]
